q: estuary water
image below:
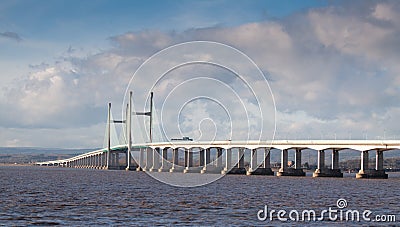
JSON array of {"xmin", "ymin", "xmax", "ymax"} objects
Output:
[{"xmin": 0, "ymin": 166, "xmax": 399, "ymax": 226}]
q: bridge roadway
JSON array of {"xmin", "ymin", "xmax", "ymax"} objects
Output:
[{"xmin": 36, "ymin": 140, "xmax": 400, "ymax": 179}]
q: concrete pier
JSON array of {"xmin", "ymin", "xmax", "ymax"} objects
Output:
[
  {"xmin": 136, "ymin": 148, "xmax": 144, "ymax": 171},
  {"xmin": 184, "ymin": 149, "xmax": 200, "ymax": 173},
  {"xmin": 125, "ymin": 152, "xmax": 135, "ymax": 171},
  {"xmin": 143, "ymin": 148, "xmax": 153, "ymax": 171},
  {"xmin": 158, "ymin": 148, "xmax": 170, "ymax": 172},
  {"xmin": 229, "ymin": 148, "xmax": 246, "ymax": 174},
  {"xmin": 200, "ymin": 149, "xmax": 209, "ymax": 174},
  {"xmin": 221, "ymin": 148, "xmax": 232, "ymax": 174},
  {"xmin": 170, "ymin": 148, "xmax": 184, "ymax": 172},
  {"xmin": 277, "ymin": 149, "xmax": 305, "ymax": 176},
  {"xmin": 247, "ymin": 148, "xmax": 274, "ymax": 175},
  {"xmin": 201, "ymin": 148, "xmax": 224, "ymax": 174},
  {"xmin": 313, "ymin": 149, "xmax": 343, "ymax": 177},
  {"xmin": 149, "ymin": 148, "xmax": 160, "ymax": 172},
  {"xmin": 356, "ymin": 150, "xmax": 388, "ymax": 179},
  {"xmin": 246, "ymin": 149, "xmax": 258, "ymax": 175}
]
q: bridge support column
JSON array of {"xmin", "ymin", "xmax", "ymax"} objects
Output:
[
  {"xmin": 248, "ymin": 148, "xmax": 274, "ymax": 175},
  {"xmin": 116, "ymin": 153, "xmax": 120, "ymax": 169},
  {"xmin": 99, "ymin": 153, "xmax": 105, "ymax": 169},
  {"xmin": 201, "ymin": 148, "xmax": 212, "ymax": 174},
  {"xmin": 199, "ymin": 149, "xmax": 205, "ymax": 167},
  {"xmin": 95, "ymin": 155, "xmax": 99, "ymax": 169},
  {"xmin": 313, "ymin": 150, "xmax": 325, "ymax": 176},
  {"xmin": 136, "ymin": 148, "xmax": 145, "ymax": 171},
  {"xmin": 186, "ymin": 148, "xmax": 202, "ymax": 173},
  {"xmin": 184, "ymin": 149, "xmax": 196, "ymax": 173},
  {"xmin": 295, "ymin": 149, "xmax": 302, "ymax": 170},
  {"xmin": 356, "ymin": 150, "xmax": 388, "ymax": 179},
  {"xmin": 361, "ymin": 150, "xmax": 369, "ymax": 172},
  {"xmin": 277, "ymin": 149, "xmax": 288, "ymax": 176},
  {"xmin": 313, "ymin": 149, "xmax": 343, "ymax": 177},
  {"xmin": 94, "ymin": 155, "xmax": 97, "ymax": 168},
  {"xmin": 277, "ymin": 149, "xmax": 305, "ymax": 176},
  {"xmin": 94, "ymin": 154, "xmax": 100, "ymax": 169},
  {"xmin": 170, "ymin": 148, "xmax": 183, "ymax": 172},
  {"xmin": 216, "ymin": 148, "xmax": 223, "ymax": 168},
  {"xmin": 109, "ymin": 154, "xmax": 113, "ymax": 169},
  {"xmin": 221, "ymin": 148, "xmax": 232, "ymax": 174},
  {"xmin": 150, "ymin": 148, "xmax": 160, "ymax": 172},
  {"xmin": 158, "ymin": 148, "xmax": 170, "ymax": 172},
  {"xmin": 93, "ymin": 155, "xmax": 96, "ymax": 169},
  {"xmin": 92, "ymin": 155, "xmax": 96, "ymax": 169},
  {"xmin": 229, "ymin": 148, "xmax": 246, "ymax": 174},
  {"xmin": 201, "ymin": 148, "xmax": 223, "ymax": 174},
  {"xmin": 246, "ymin": 149, "xmax": 257, "ymax": 175},
  {"xmin": 376, "ymin": 150, "xmax": 384, "ymax": 171},
  {"xmin": 109, "ymin": 153, "xmax": 115, "ymax": 169},
  {"xmin": 332, "ymin": 149, "xmax": 339, "ymax": 169},
  {"xmin": 98, "ymin": 154, "xmax": 102, "ymax": 169},
  {"xmin": 125, "ymin": 150, "xmax": 133, "ymax": 171},
  {"xmin": 86, "ymin": 156, "xmax": 90, "ymax": 168},
  {"xmin": 93, "ymin": 155, "xmax": 97, "ymax": 168},
  {"xmin": 143, "ymin": 148, "xmax": 153, "ymax": 171}
]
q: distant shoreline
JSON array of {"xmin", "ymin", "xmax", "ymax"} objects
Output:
[{"xmin": 0, "ymin": 163, "xmax": 34, "ymax": 167}]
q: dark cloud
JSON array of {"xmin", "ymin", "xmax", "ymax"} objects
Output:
[{"xmin": 0, "ymin": 31, "xmax": 22, "ymax": 42}]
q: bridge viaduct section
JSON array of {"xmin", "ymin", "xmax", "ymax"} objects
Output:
[{"xmin": 37, "ymin": 140, "xmax": 400, "ymax": 179}]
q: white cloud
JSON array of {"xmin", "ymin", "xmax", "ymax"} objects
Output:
[
  {"xmin": 372, "ymin": 3, "xmax": 399, "ymax": 22},
  {"xmin": 2, "ymin": 1, "xmax": 400, "ymax": 147}
]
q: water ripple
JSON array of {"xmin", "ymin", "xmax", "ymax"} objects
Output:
[{"xmin": 0, "ymin": 166, "xmax": 399, "ymax": 226}]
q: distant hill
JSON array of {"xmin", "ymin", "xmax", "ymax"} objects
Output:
[
  {"xmin": 0, "ymin": 147, "xmax": 99, "ymax": 164},
  {"xmin": 0, "ymin": 147, "xmax": 98, "ymax": 155}
]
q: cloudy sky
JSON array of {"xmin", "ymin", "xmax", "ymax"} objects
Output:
[{"xmin": 1, "ymin": 0, "xmax": 400, "ymax": 148}]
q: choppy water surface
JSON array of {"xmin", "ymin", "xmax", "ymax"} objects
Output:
[{"xmin": 0, "ymin": 166, "xmax": 399, "ymax": 226}]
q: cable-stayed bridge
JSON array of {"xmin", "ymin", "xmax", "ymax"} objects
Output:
[{"xmin": 36, "ymin": 92, "xmax": 400, "ymax": 179}]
